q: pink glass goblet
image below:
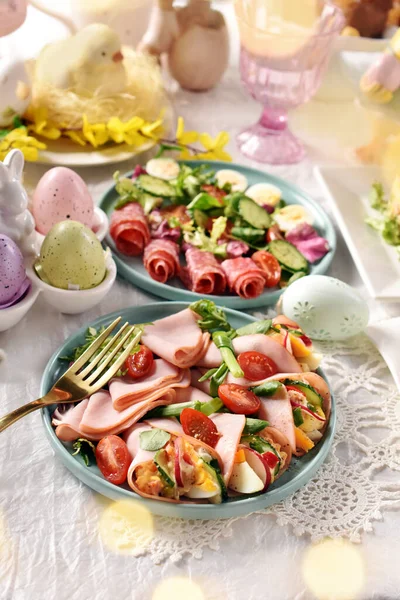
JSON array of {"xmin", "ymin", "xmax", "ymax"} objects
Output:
[{"xmin": 235, "ymin": 0, "xmax": 345, "ymax": 164}]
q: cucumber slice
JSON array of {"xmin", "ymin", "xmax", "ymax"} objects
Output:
[
  {"xmin": 154, "ymin": 449, "xmax": 175, "ymax": 487},
  {"xmin": 284, "ymin": 379, "xmax": 323, "ymax": 408},
  {"xmin": 203, "ymin": 458, "xmax": 227, "ymax": 502},
  {"xmin": 293, "ymin": 406, "xmax": 304, "ymax": 427},
  {"xmin": 137, "ymin": 174, "xmax": 176, "ymax": 198},
  {"xmin": 239, "ymin": 197, "xmax": 271, "ymax": 229},
  {"xmin": 231, "ymin": 226, "xmax": 265, "ymax": 244},
  {"xmin": 243, "ymin": 418, "xmax": 269, "ymax": 435},
  {"xmin": 268, "ymin": 239, "xmax": 309, "ymax": 273}
]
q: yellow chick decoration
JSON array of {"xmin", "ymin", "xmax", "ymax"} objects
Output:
[
  {"xmin": 34, "ymin": 23, "xmax": 126, "ymax": 97},
  {"xmin": 26, "ymin": 23, "xmax": 169, "ymax": 134}
]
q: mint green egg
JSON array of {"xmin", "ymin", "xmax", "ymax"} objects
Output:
[
  {"xmin": 39, "ymin": 221, "xmax": 106, "ymax": 290},
  {"xmin": 281, "ymin": 275, "xmax": 369, "ymax": 341}
]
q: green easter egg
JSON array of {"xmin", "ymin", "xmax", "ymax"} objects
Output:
[{"xmin": 39, "ymin": 221, "xmax": 106, "ymax": 290}]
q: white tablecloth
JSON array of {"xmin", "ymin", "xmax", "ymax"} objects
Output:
[{"xmin": 1, "ymin": 4, "xmax": 400, "ymax": 600}]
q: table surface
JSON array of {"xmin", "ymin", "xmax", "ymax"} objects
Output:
[{"xmin": 1, "ymin": 4, "xmax": 400, "ymax": 600}]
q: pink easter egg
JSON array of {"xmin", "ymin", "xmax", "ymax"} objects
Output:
[{"xmin": 32, "ymin": 167, "xmax": 94, "ymax": 235}]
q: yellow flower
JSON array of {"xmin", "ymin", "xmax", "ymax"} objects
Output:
[
  {"xmin": 28, "ymin": 107, "xmax": 61, "ymax": 140},
  {"xmin": 64, "ymin": 130, "xmax": 87, "ymax": 146},
  {"xmin": 140, "ymin": 118, "xmax": 164, "ymax": 140},
  {"xmin": 176, "ymin": 117, "xmax": 198, "ymax": 145},
  {"xmin": 178, "ymin": 147, "xmax": 194, "ymax": 160},
  {"xmin": 107, "ymin": 116, "xmax": 145, "ymax": 145},
  {"xmin": 0, "ymin": 127, "xmax": 46, "ymax": 161},
  {"xmin": 82, "ymin": 114, "xmax": 109, "ymax": 147},
  {"xmin": 199, "ymin": 131, "xmax": 232, "ymax": 162}
]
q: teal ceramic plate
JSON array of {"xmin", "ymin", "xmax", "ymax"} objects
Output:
[
  {"xmin": 99, "ymin": 161, "xmax": 336, "ymax": 309},
  {"xmin": 41, "ymin": 302, "xmax": 336, "ymax": 520}
]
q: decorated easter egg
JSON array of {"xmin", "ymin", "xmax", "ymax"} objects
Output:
[
  {"xmin": 32, "ymin": 167, "xmax": 94, "ymax": 235},
  {"xmin": 38, "ymin": 221, "xmax": 106, "ymax": 290},
  {"xmin": 281, "ymin": 275, "xmax": 369, "ymax": 341},
  {"xmin": 0, "ymin": 234, "xmax": 28, "ymax": 305}
]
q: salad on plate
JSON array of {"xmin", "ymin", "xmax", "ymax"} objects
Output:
[
  {"xmin": 52, "ymin": 301, "xmax": 332, "ymax": 504},
  {"xmin": 107, "ymin": 159, "xmax": 331, "ymax": 299}
]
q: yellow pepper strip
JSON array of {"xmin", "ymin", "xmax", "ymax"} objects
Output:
[
  {"xmin": 234, "ymin": 449, "xmax": 246, "ymax": 463},
  {"xmin": 295, "ymin": 427, "xmax": 315, "ymax": 452},
  {"xmin": 289, "ymin": 334, "xmax": 311, "ymax": 358}
]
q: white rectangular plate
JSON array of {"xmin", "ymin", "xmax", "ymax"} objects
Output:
[{"xmin": 315, "ymin": 165, "xmax": 400, "ymax": 301}]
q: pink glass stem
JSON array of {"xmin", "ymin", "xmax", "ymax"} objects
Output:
[
  {"xmin": 259, "ymin": 107, "xmax": 288, "ymax": 132},
  {"xmin": 237, "ymin": 106, "xmax": 305, "ymax": 165}
]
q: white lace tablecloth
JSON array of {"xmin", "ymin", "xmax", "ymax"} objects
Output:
[{"xmin": 1, "ymin": 4, "xmax": 400, "ymax": 600}]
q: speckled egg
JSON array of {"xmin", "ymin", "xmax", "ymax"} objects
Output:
[
  {"xmin": 32, "ymin": 167, "xmax": 94, "ymax": 235},
  {"xmin": 0, "ymin": 234, "xmax": 27, "ymax": 305},
  {"xmin": 38, "ymin": 221, "xmax": 106, "ymax": 290},
  {"xmin": 281, "ymin": 275, "xmax": 369, "ymax": 341}
]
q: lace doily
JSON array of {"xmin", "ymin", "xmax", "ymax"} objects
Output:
[{"xmin": 133, "ymin": 331, "xmax": 400, "ymax": 564}]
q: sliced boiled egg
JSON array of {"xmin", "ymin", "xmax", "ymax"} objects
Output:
[
  {"xmin": 186, "ymin": 479, "xmax": 220, "ymax": 499},
  {"xmin": 146, "ymin": 158, "xmax": 180, "ymax": 180},
  {"xmin": 228, "ymin": 460, "xmax": 264, "ymax": 494},
  {"xmin": 274, "ymin": 204, "xmax": 313, "ymax": 232},
  {"xmin": 246, "ymin": 183, "xmax": 282, "ymax": 207},
  {"xmin": 215, "ymin": 169, "xmax": 248, "ymax": 192}
]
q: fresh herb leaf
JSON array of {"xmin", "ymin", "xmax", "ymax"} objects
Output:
[
  {"xmin": 190, "ymin": 300, "xmax": 233, "ymax": 333},
  {"xmin": 243, "ymin": 418, "xmax": 269, "ymax": 435},
  {"xmin": 236, "ymin": 319, "xmax": 272, "ymax": 336},
  {"xmin": 72, "ymin": 438, "xmax": 96, "ymax": 467},
  {"xmin": 187, "ymin": 192, "xmax": 225, "ymax": 212},
  {"xmin": 369, "ymin": 182, "xmax": 386, "ymax": 212},
  {"xmin": 140, "ymin": 429, "xmax": 171, "ymax": 451}
]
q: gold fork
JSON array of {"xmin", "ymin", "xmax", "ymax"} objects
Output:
[{"xmin": 0, "ymin": 317, "xmax": 141, "ymax": 433}]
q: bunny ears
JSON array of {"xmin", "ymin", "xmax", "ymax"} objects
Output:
[{"xmin": 0, "ymin": 149, "xmax": 25, "ymax": 183}]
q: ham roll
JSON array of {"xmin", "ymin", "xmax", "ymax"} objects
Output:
[
  {"xmin": 143, "ymin": 239, "xmax": 180, "ymax": 283},
  {"xmin": 110, "ymin": 203, "xmax": 150, "ymax": 256},
  {"xmin": 221, "ymin": 257, "xmax": 265, "ymax": 299},
  {"xmin": 183, "ymin": 247, "xmax": 227, "ymax": 295}
]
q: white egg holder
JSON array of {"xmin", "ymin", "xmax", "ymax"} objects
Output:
[
  {"xmin": 0, "ymin": 251, "xmax": 117, "ymax": 330},
  {"xmin": 34, "ymin": 206, "xmax": 109, "ymax": 246}
]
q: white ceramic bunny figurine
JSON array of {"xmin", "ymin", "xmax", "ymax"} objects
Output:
[{"xmin": 0, "ymin": 150, "xmax": 38, "ymax": 256}]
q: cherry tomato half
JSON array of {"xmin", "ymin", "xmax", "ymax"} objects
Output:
[
  {"xmin": 180, "ymin": 408, "xmax": 220, "ymax": 448},
  {"xmin": 266, "ymin": 224, "xmax": 284, "ymax": 242},
  {"xmin": 218, "ymin": 384, "xmax": 261, "ymax": 415},
  {"xmin": 95, "ymin": 435, "xmax": 131, "ymax": 485},
  {"xmin": 252, "ymin": 251, "xmax": 281, "ymax": 288},
  {"xmin": 237, "ymin": 351, "xmax": 279, "ymax": 381},
  {"xmin": 125, "ymin": 345, "xmax": 154, "ymax": 379}
]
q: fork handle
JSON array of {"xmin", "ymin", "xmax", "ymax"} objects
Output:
[{"xmin": 0, "ymin": 399, "xmax": 47, "ymax": 433}]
